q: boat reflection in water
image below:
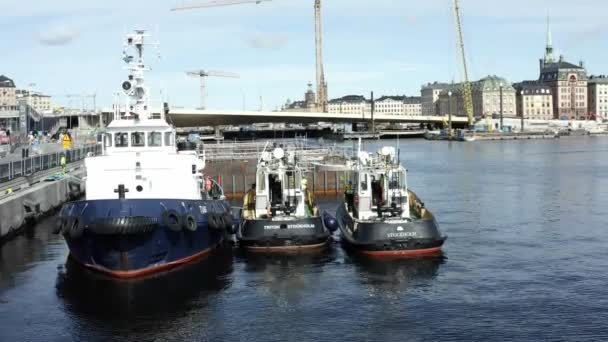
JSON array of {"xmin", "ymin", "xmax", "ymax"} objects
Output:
[
  {"xmin": 347, "ymin": 250, "xmax": 445, "ymax": 297},
  {"xmin": 55, "ymin": 247, "xmax": 234, "ymax": 320},
  {"xmin": 239, "ymin": 248, "xmax": 337, "ymax": 308}
]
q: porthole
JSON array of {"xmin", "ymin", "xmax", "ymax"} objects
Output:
[{"xmin": 136, "ymin": 185, "xmax": 143, "ymax": 192}]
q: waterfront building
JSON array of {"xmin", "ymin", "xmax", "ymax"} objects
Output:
[
  {"xmin": 327, "ymin": 95, "xmax": 421, "ymax": 116},
  {"xmin": 513, "ymin": 81, "xmax": 553, "ymax": 120},
  {"xmin": 282, "ymin": 83, "xmax": 318, "ymax": 112},
  {"xmin": 437, "ymin": 75, "xmax": 516, "ymax": 118},
  {"xmin": 327, "ymin": 95, "xmax": 370, "ymax": 116},
  {"xmin": 421, "ymin": 82, "xmax": 450, "ymax": 116},
  {"xmin": 403, "ymin": 96, "xmax": 422, "ymax": 116},
  {"xmin": 16, "ymin": 90, "xmax": 53, "ymax": 114},
  {"xmin": 538, "ymin": 18, "xmax": 588, "ymax": 120},
  {"xmin": 587, "ymin": 75, "xmax": 608, "ymax": 120},
  {"xmin": 0, "ymin": 75, "xmax": 17, "ymax": 112},
  {"xmin": 375, "ymin": 96, "xmax": 404, "ymax": 114}
]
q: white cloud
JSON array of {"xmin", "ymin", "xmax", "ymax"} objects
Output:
[
  {"xmin": 37, "ymin": 23, "xmax": 79, "ymax": 46},
  {"xmin": 244, "ymin": 32, "xmax": 289, "ymax": 50}
]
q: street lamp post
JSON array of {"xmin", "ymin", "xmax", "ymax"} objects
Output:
[
  {"xmin": 520, "ymin": 90, "xmax": 525, "ymax": 133},
  {"xmin": 448, "ymin": 90, "xmax": 453, "ymax": 136}
]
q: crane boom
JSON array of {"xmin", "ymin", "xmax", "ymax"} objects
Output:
[
  {"xmin": 315, "ymin": 0, "xmax": 327, "ymax": 112},
  {"xmin": 453, "ymin": 0, "xmax": 474, "ymax": 126},
  {"xmin": 171, "ymin": 0, "xmax": 270, "ymax": 11},
  {"xmin": 186, "ymin": 69, "xmax": 240, "ymax": 109}
]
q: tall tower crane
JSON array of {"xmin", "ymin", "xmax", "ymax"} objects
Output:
[
  {"xmin": 186, "ymin": 70, "xmax": 240, "ymax": 109},
  {"xmin": 453, "ymin": 0, "xmax": 474, "ymax": 126},
  {"xmin": 314, "ymin": 0, "xmax": 328, "ymax": 113},
  {"xmin": 172, "ymin": 0, "xmax": 328, "ymax": 113}
]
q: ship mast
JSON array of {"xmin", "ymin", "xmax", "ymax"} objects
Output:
[{"xmin": 121, "ymin": 30, "xmax": 153, "ymax": 120}]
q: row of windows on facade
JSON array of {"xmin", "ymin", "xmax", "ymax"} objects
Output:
[
  {"xmin": 523, "ymin": 88, "xmax": 551, "ymax": 95},
  {"xmin": 525, "ymin": 102, "xmax": 552, "ymax": 108},
  {"xmin": 524, "ymin": 109, "xmax": 552, "ymax": 115},
  {"xmin": 104, "ymin": 131, "xmax": 174, "ymax": 148},
  {"xmin": 561, "ymin": 87, "xmax": 586, "ymax": 93},
  {"xmin": 559, "ymin": 102, "xmax": 586, "ymax": 108}
]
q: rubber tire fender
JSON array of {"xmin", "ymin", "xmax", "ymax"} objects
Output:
[
  {"xmin": 61, "ymin": 217, "xmax": 74, "ymax": 235},
  {"xmin": 53, "ymin": 217, "xmax": 65, "ymax": 234},
  {"xmin": 183, "ymin": 214, "xmax": 197, "ymax": 232},
  {"xmin": 223, "ymin": 213, "xmax": 236, "ymax": 234},
  {"xmin": 208, "ymin": 213, "xmax": 223, "ymax": 231},
  {"xmin": 163, "ymin": 209, "xmax": 183, "ymax": 232},
  {"xmin": 216, "ymin": 214, "xmax": 226, "ymax": 231},
  {"xmin": 69, "ymin": 217, "xmax": 85, "ymax": 239}
]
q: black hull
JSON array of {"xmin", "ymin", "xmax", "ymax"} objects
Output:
[
  {"xmin": 238, "ymin": 216, "xmax": 330, "ymax": 251},
  {"xmin": 57, "ymin": 199, "xmax": 231, "ymax": 278},
  {"xmin": 336, "ymin": 203, "xmax": 446, "ymax": 257}
]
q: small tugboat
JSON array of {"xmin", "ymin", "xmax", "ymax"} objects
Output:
[
  {"xmin": 54, "ymin": 30, "xmax": 234, "ymax": 278},
  {"xmin": 336, "ymin": 146, "xmax": 446, "ymax": 257},
  {"xmin": 238, "ymin": 143, "xmax": 335, "ymax": 252}
]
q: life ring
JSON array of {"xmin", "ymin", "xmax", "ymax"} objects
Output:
[
  {"xmin": 69, "ymin": 218, "xmax": 85, "ymax": 239},
  {"xmin": 183, "ymin": 214, "xmax": 197, "ymax": 232},
  {"xmin": 163, "ymin": 209, "xmax": 182, "ymax": 232}
]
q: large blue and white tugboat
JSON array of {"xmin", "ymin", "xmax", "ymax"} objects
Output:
[{"xmin": 54, "ymin": 30, "xmax": 233, "ymax": 278}]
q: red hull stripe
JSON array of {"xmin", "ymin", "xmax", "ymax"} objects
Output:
[
  {"xmin": 245, "ymin": 240, "xmax": 328, "ymax": 253},
  {"xmin": 360, "ymin": 246, "xmax": 443, "ymax": 257},
  {"xmin": 74, "ymin": 242, "xmax": 221, "ymax": 279}
]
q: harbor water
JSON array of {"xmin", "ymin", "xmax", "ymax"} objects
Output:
[{"xmin": 2, "ymin": 137, "xmax": 608, "ymax": 341}]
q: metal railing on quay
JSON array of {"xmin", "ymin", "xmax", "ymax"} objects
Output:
[
  {"xmin": 200, "ymin": 138, "xmax": 355, "ymax": 161},
  {"xmin": 0, "ymin": 144, "xmax": 101, "ymax": 184}
]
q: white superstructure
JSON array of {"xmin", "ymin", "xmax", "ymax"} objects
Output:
[
  {"xmin": 254, "ymin": 145, "xmax": 307, "ymax": 219},
  {"xmin": 353, "ymin": 146, "xmax": 410, "ymax": 221},
  {"xmin": 85, "ymin": 30, "xmax": 204, "ymax": 201}
]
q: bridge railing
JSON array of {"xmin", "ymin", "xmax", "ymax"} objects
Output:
[{"xmin": 0, "ymin": 144, "xmax": 101, "ymax": 184}]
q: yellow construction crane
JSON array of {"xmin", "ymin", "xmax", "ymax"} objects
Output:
[
  {"xmin": 186, "ymin": 69, "xmax": 240, "ymax": 110},
  {"xmin": 171, "ymin": 0, "xmax": 270, "ymax": 11},
  {"xmin": 172, "ymin": 0, "xmax": 328, "ymax": 113},
  {"xmin": 453, "ymin": 0, "xmax": 474, "ymax": 126}
]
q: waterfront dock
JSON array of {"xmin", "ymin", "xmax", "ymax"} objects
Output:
[
  {"xmin": 0, "ymin": 144, "xmax": 97, "ymax": 241},
  {"xmin": 201, "ymin": 139, "xmax": 354, "ymax": 198}
]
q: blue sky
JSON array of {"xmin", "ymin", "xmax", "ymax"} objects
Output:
[{"xmin": 1, "ymin": 0, "xmax": 606, "ymax": 110}]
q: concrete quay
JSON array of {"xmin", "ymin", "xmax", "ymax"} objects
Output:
[{"xmin": 0, "ymin": 167, "xmax": 84, "ymax": 243}]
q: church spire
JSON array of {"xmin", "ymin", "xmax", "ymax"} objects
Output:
[{"xmin": 544, "ymin": 14, "xmax": 555, "ymax": 63}]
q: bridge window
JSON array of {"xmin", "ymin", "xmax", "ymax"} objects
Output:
[
  {"xmin": 131, "ymin": 132, "xmax": 145, "ymax": 147},
  {"xmin": 115, "ymin": 132, "xmax": 129, "ymax": 147},
  {"xmin": 164, "ymin": 132, "xmax": 174, "ymax": 146},
  {"xmin": 148, "ymin": 132, "xmax": 162, "ymax": 147}
]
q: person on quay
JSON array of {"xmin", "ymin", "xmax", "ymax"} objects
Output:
[
  {"xmin": 204, "ymin": 175, "xmax": 213, "ymax": 197},
  {"xmin": 243, "ymin": 183, "xmax": 256, "ymax": 219},
  {"xmin": 344, "ymin": 180, "xmax": 355, "ymax": 212},
  {"xmin": 302, "ymin": 178, "xmax": 317, "ymax": 217},
  {"xmin": 60, "ymin": 153, "xmax": 67, "ymax": 174}
]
